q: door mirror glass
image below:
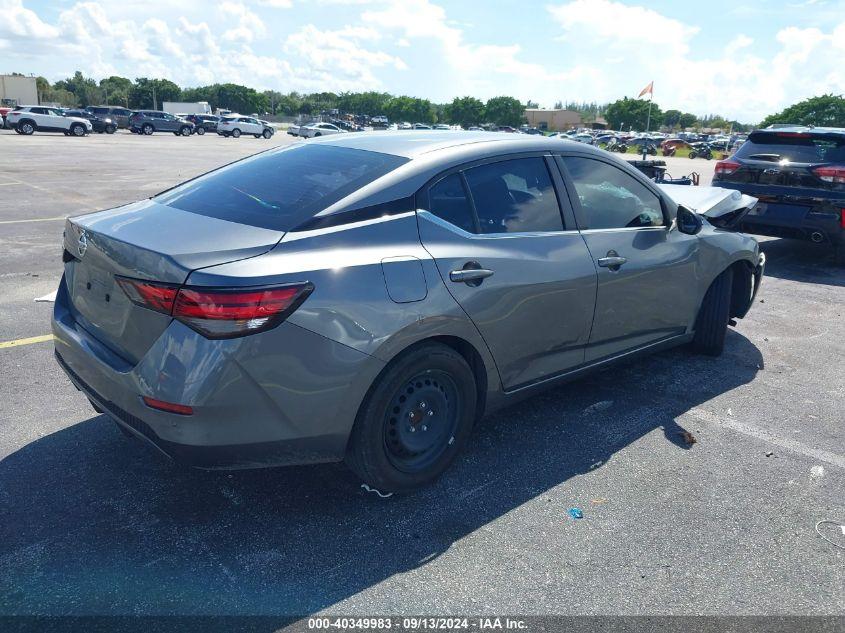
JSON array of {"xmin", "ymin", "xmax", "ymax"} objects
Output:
[{"xmin": 676, "ymin": 205, "xmax": 703, "ymax": 235}]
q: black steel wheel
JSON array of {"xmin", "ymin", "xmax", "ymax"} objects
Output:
[{"xmin": 346, "ymin": 342, "xmax": 477, "ymax": 493}]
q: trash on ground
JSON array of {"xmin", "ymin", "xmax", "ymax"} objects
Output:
[
  {"xmin": 34, "ymin": 290, "xmax": 57, "ymax": 303},
  {"xmin": 581, "ymin": 400, "xmax": 613, "ymax": 416},
  {"xmin": 568, "ymin": 508, "xmax": 583, "ymax": 519},
  {"xmin": 810, "ymin": 465, "xmax": 825, "ymax": 480},
  {"xmin": 814, "ymin": 520, "xmax": 845, "ymax": 550},
  {"xmin": 680, "ymin": 430, "xmax": 697, "ymax": 445},
  {"xmin": 765, "ymin": 451, "xmax": 774, "ymax": 457},
  {"xmin": 361, "ymin": 483, "xmax": 393, "ymax": 498},
  {"xmin": 590, "ymin": 498, "xmax": 608, "ymax": 505}
]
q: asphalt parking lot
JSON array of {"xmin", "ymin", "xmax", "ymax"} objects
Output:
[{"xmin": 0, "ymin": 129, "xmax": 843, "ymax": 618}]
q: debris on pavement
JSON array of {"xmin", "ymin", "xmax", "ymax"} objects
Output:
[
  {"xmin": 680, "ymin": 430, "xmax": 697, "ymax": 445},
  {"xmin": 568, "ymin": 508, "xmax": 583, "ymax": 519},
  {"xmin": 765, "ymin": 451, "xmax": 774, "ymax": 457},
  {"xmin": 581, "ymin": 400, "xmax": 613, "ymax": 416},
  {"xmin": 810, "ymin": 465, "xmax": 825, "ymax": 480},
  {"xmin": 34, "ymin": 290, "xmax": 57, "ymax": 302},
  {"xmin": 590, "ymin": 498, "xmax": 608, "ymax": 505},
  {"xmin": 361, "ymin": 483, "xmax": 393, "ymax": 498},
  {"xmin": 814, "ymin": 520, "xmax": 845, "ymax": 550}
]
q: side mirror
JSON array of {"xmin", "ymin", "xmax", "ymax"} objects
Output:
[{"xmin": 676, "ymin": 205, "xmax": 703, "ymax": 235}]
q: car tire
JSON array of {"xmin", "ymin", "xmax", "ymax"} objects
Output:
[
  {"xmin": 232, "ymin": 128, "xmax": 241, "ymax": 138},
  {"xmin": 689, "ymin": 151, "xmax": 697, "ymax": 159},
  {"xmin": 19, "ymin": 121, "xmax": 35, "ymax": 135},
  {"xmin": 253, "ymin": 134, "xmax": 261, "ymax": 138},
  {"xmin": 142, "ymin": 124, "xmax": 154, "ymax": 135},
  {"xmin": 70, "ymin": 123, "xmax": 86, "ymax": 137},
  {"xmin": 314, "ymin": 131, "xmax": 322, "ymax": 137},
  {"xmin": 180, "ymin": 126, "xmax": 191, "ymax": 136},
  {"xmin": 196, "ymin": 126, "xmax": 205, "ymax": 135},
  {"xmin": 692, "ymin": 267, "xmax": 733, "ymax": 357},
  {"xmin": 105, "ymin": 125, "xmax": 116, "ymax": 134},
  {"xmin": 345, "ymin": 342, "xmax": 477, "ymax": 494},
  {"xmin": 262, "ymin": 129, "xmax": 272, "ymax": 139}
]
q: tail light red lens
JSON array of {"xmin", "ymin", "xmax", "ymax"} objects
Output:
[
  {"xmin": 714, "ymin": 160, "xmax": 740, "ymax": 177},
  {"xmin": 812, "ymin": 165, "xmax": 845, "ymax": 184},
  {"xmin": 840, "ymin": 209, "xmax": 845, "ymax": 229},
  {"xmin": 116, "ymin": 276, "xmax": 314, "ymax": 339},
  {"xmin": 142, "ymin": 396, "xmax": 193, "ymax": 415}
]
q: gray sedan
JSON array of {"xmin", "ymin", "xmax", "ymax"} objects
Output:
[{"xmin": 52, "ymin": 132, "xmax": 764, "ymax": 493}]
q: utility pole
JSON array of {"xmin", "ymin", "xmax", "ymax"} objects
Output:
[{"xmin": 152, "ymin": 83, "xmax": 157, "ymax": 110}]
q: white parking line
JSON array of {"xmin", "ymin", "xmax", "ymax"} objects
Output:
[
  {"xmin": 0, "ymin": 216, "xmax": 67, "ymax": 225},
  {"xmin": 686, "ymin": 407, "xmax": 845, "ymax": 470}
]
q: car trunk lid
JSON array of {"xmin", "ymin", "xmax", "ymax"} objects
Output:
[{"xmin": 63, "ymin": 199, "xmax": 284, "ymax": 363}]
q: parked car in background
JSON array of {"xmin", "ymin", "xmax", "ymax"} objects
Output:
[
  {"xmin": 86, "ymin": 106, "xmax": 133, "ymax": 129},
  {"xmin": 573, "ymin": 133, "xmax": 595, "ymax": 145},
  {"xmin": 65, "ymin": 109, "xmax": 116, "ymax": 134},
  {"xmin": 371, "ymin": 115, "xmax": 389, "ymax": 128},
  {"xmin": 713, "ymin": 127, "xmax": 845, "ymax": 264},
  {"xmin": 53, "ymin": 132, "xmax": 763, "ymax": 493},
  {"xmin": 433, "ymin": 124, "xmax": 451, "ymax": 131},
  {"xmin": 6, "ymin": 106, "xmax": 92, "ymax": 136},
  {"xmin": 217, "ymin": 115, "xmax": 275, "ymax": 139},
  {"xmin": 297, "ymin": 122, "xmax": 345, "ymax": 138},
  {"xmin": 128, "ymin": 111, "xmax": 193, "ymax": 136},
  {"xmin": 184, "ymin": 114, "xmax": 220, "ymax": 135},
  {"xmin": 0, "ymin": 106, "xmax": 13, "ymax": 129}
]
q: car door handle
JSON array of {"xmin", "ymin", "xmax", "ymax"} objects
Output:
[
  {"xmin": 597, "ymin": 256, "xmax": 628, "ymax": 268},
  {"xmin": 449, "ymin": 268, "xmax": 495, "ymax": 284}
]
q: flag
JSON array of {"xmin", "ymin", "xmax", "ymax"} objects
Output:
[{"xmin": 638, "ymin": 81, "xmax": 653, "ymax": 98}]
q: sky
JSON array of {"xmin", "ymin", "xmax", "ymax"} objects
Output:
[{"xmin": 2, "ymin": 0, "xmax": 845, "ymax": 122}]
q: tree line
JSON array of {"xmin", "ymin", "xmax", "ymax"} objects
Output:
[{"xmin": 26, "ymin": 71, "xmax": 845, "ymax": 130}]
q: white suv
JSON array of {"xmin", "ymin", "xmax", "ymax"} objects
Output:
[
  {"xmin": 300, "ymin": 122, "xmax": 345, "ymax": 138},
  {"xmin": 6, "ymin": 106, "xmax": 92, "ymax": 136},
  {"xmin": 217, "ymin": 115, "xmax": 274, "ymax": 139}
]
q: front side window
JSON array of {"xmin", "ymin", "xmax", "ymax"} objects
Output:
[
  {"xmin": 561, "ymin": 157, "xmax": 664, "ymax": 230},
  {"xmin": 156, "ymin": 144, "xmax": 409, "ymax": 231},
  {"xmin": 464, "ymin": 158, "xmax": 563, "ymax": 234}
]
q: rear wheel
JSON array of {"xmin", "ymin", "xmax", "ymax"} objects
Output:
[
  {"xmin": 142, "ymin": 123, "xmax": 154, "ymax": 135},
  {"xmin": 346, "ymin": 343, "xmax": 476, "ymax": 493},
  {"xmin": 692, "ymin": 268, "xmax": 733, "ymax": 356},
  {"xmin": 232, "ymin": 128, "xmax": 241, "ymax": 138},
  {"xmin": 19, "ymin": 121, "xmax": 35, "ymax": 135},
  {"xmin": 313, "ymin": 131, "xmax": 322, "ymax": 137},
  {"xmin": 689, "ymin": 151, "xmax": 697, "ymax": 159},
  {"xmin": 196, "ymin": 126, "xmax": 205, "ymax": 135}
]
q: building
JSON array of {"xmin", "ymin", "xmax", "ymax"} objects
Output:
[
  {"xmin": 0, "ymin": 75, "xmax": 38, "ymax": 107},
  {"xmin": 523, "ymin": 108, "xmax": 582, "ymax": 131}
]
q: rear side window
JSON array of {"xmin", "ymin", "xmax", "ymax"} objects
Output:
[
  {"xmin": 736, "ymin": 132, "xmax": 845, "ymax": 163},
  {"xmin": 429, "ymin": 174, "xmax": 476, "ymax": 233},
  {"xmin": 464, "ymin": 158, "xmax": 563, "ymax": 234},
  {"xmin": 561, "ymin": 157, "xmax": 664, "ymax": 230},
  {"xmin": 156, "ymin": 144, "xmax": 409, "ymax": 231}
]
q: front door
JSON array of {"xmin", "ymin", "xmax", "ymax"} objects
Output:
[
  {"xmin": 558, "ymin": 155, "xmax": 700, "ymax": 362},
  {"xmin": 417, "ymin": 155, "xmax": 597, "ymax": 391}
]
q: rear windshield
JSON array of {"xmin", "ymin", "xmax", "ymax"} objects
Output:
[
  {"xmin": 736, "ymin": 132, "xmax": 845, "ymax": 163},
  {"xmin": 155, "ymin": 144, "xmax": 408, "ymax": 231}
]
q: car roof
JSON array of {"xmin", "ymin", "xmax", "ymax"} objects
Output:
[
  {"xmin": 313, "ymin": 130, "xmax": 594, "ymax": 160},
  {"xmin": 761, "ymin": 125, "xmax": 845, "ymax": 135}
]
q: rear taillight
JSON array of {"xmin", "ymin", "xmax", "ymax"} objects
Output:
[
  {"xmin": 840, "ymin": 209, "xmax": 845, "ymax": 229},
  {"xmin": 714, "ymin": 160, "xmax": 740, "ymax": 177},
  {"xmin": 812, "ymin": 165, "xmax": 845, "ymax": 184},
  {"xmin": 116, "ymin": 276, "xmax": 313, "ymax": 339},
  {"xmin": 142, "ymin": 396, "xmax": 193, "ymax": 415}
]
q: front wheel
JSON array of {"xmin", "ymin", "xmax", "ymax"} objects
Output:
[
  {"xmin": 689, "ymin": 151, "xmax": 697, "ymax": 159},
  {"xmin": 105, "ymin": 125, "xmax": 116, "ymax": 134},
  {"xmin": 692, "ymin": 268, "xmax": 734, "ymax": 356},
  {"xmin": 180, "ymin": 126, "xmax": 191, "ymax": 136},
  {"xmin": 70, "ymin": 123, "xmax": 86, "ymax": 137},
  {"xmin": 346, "ymin": 343, "xmax": 477, "ymax": 493},
  {"xmin": 231, "ymin": 128, "xmax": 241, "ymax": 138},
  {"xmin": 262, "ymin": 129, "xmax": 272, "ymax": 139}
]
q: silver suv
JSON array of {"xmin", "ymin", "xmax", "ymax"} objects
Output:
[
  {"xmin": 6, "ymin": 106, "xmax": 92, "ymax": 136},
  {"xmin": 128, "ymin": 111, "xmax": 194, "ymax": 136}
]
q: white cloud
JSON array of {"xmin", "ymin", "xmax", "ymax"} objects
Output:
[
  {"xmin": 220, "ymin": 1, "xmax": 266, "ymax": 42},
  {"xmin": 0, "ymin": 0, "xmax": 60, "ymax": 41},
  {"xmin": 256, "ymin": 0, "xmax": 293, "ymax": 7},
  {"xmin": 284, "ymin": 24, "xmax": 406, "ymax": 90}
]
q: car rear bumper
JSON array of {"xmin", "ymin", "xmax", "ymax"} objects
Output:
[{"xmin": 52, "ymin": 275, "xmax": 384, "ymax": 470}]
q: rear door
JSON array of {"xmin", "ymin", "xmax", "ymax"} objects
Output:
[
  {"xmin": 417, "ymin": 154, "xmax": 597, "ymax": 391},
  {"xmin": 557, "ymin": 154, "xmax": 700, "ymax": 362}
]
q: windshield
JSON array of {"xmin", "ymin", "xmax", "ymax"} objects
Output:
[
  {"xmin": 736, "ymin": 133, "xmax": 845, "ymax": 163},
  {"xmin": 155, "ymin": 144, "xmax": 408, "ymax": 231}
]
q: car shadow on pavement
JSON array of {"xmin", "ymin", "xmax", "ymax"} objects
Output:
[
  {"xmin": 0, "ymin": 331, "xmax": 762, "ymax": 617},
  {"xmin": 759, "ymin": 237, "xmax": 845, "ymax": 287}
]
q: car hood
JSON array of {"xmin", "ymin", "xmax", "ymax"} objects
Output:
[
  {"xmin": 66, "ymin": 116, "xmax": 91, "ymax": 125},
  {"xmin": 658, "ymin": 184, "xmax": 758, "ymax": 218}
]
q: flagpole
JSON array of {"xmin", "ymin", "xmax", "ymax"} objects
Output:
[{"xmin": 645, "ymin": 90, "xmax": 653, "ymax": 134}]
